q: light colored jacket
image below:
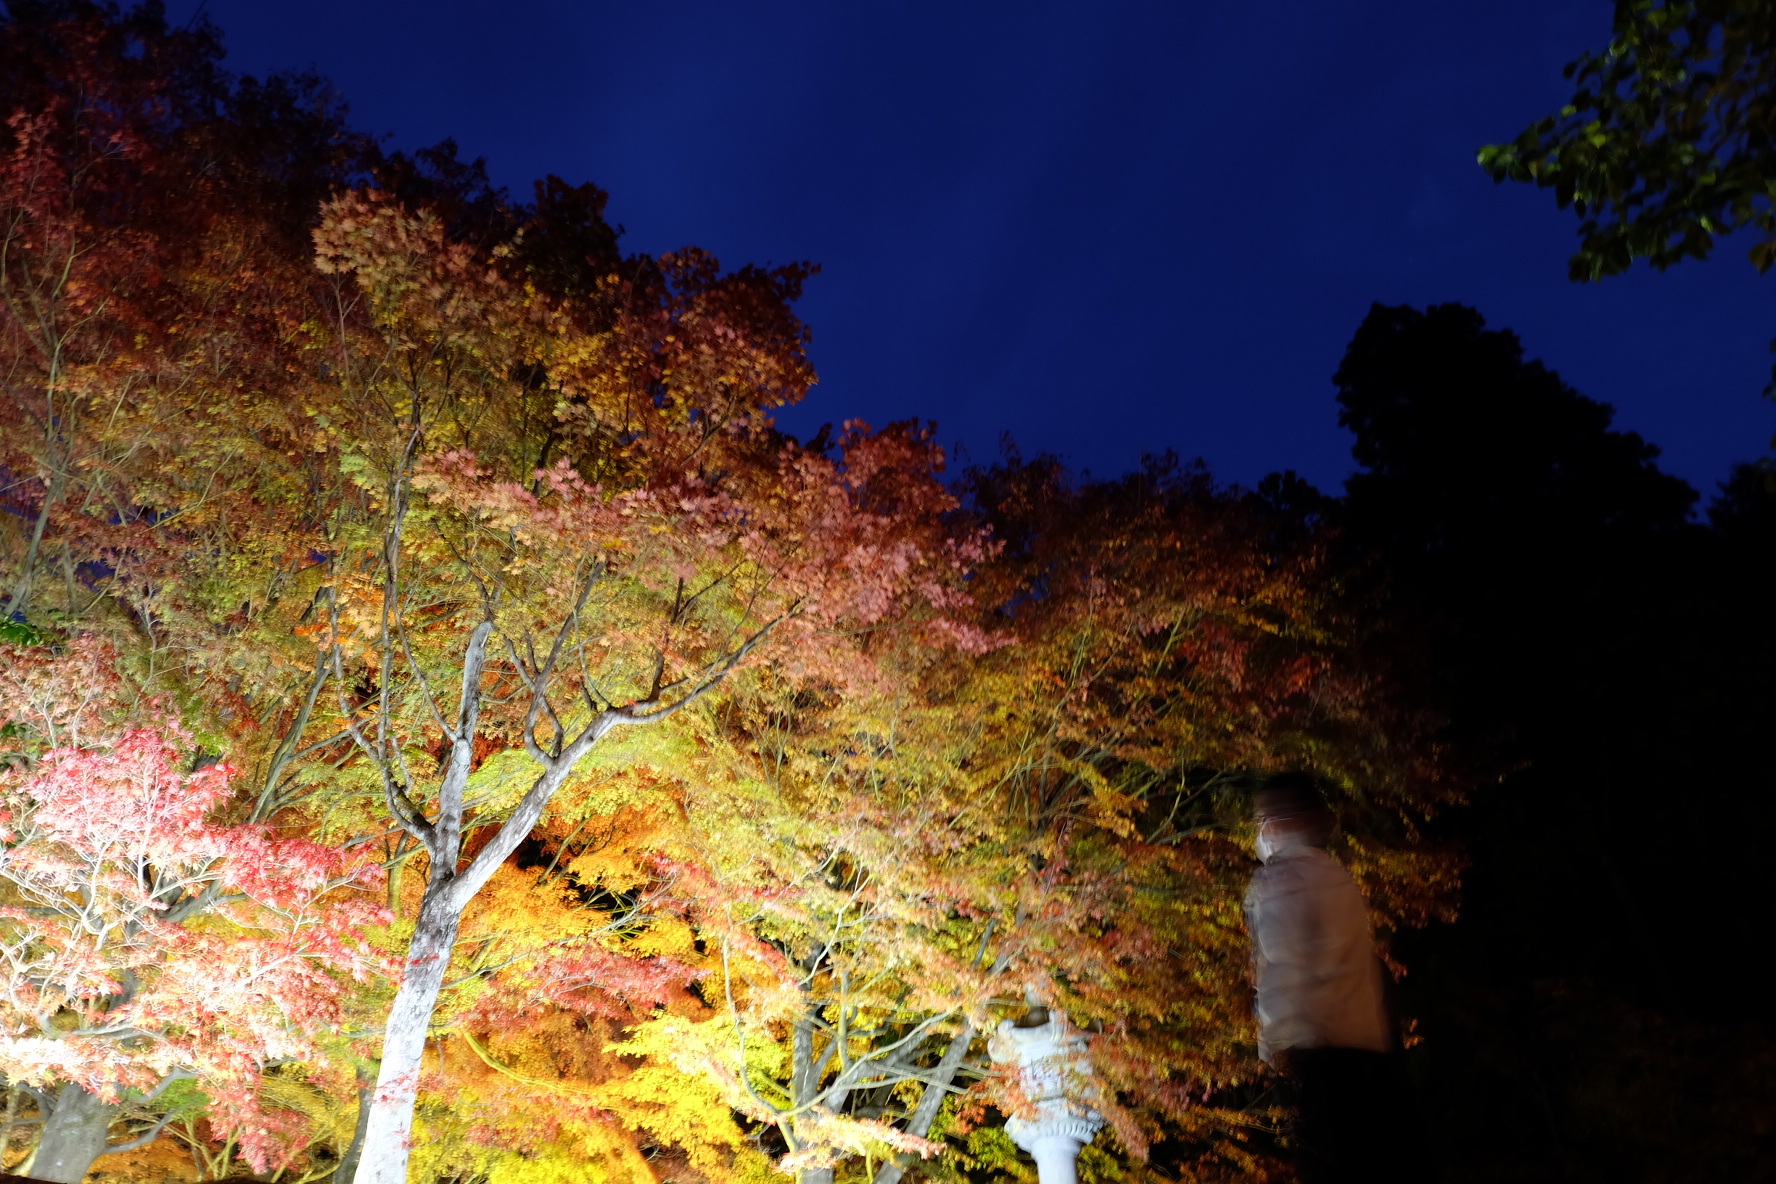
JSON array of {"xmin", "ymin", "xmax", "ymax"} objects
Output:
[{"xmin": 1243, "ymin": 841, "xmax": 1390, "ymax": 1063}]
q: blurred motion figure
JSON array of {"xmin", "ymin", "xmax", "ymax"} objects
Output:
[{"xmin": 1244, "ymin": 773, "xmax": 1419, "ymax": 1183}]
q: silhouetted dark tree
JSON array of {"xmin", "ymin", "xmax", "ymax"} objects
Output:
[{"xmin": 1323, "ymin": 302, "xmax": 1776, "ymax": 1184}]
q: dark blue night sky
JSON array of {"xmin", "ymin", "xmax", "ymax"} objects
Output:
[{"xmin": 177, "ymin": 0, "xmax": 1775, "ymax": 496}]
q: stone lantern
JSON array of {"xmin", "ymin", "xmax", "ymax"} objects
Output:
[{"xmin": 988, "ymin": 1011, "xmax": 1105, "ymax": 1184}]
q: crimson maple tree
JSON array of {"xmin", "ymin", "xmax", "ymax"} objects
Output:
[{"xmin": 0, "ymin": 635, "xmax": 387, "ymax": 1183}]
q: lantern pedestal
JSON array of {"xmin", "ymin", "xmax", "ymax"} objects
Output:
[{"xmin": 990, "ymin": 1015, "xmax": 1105, "ymax": 1184}]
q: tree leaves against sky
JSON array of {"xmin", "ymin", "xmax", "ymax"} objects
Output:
[{"xmin": 0, "ymin": 5, "xmax": 1458, "ymax": 1184}]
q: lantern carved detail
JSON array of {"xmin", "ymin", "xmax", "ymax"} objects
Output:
[{"xmin": 989, "ymin": 1014, "xmax": 1105, "ymax": 1184}]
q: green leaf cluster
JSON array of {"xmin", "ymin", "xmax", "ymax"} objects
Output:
[
  {"xmin": 1480, "ymin": 0, "xmax": 1776, "ymax": 281},
  {"xmin": 1479, "ymin": 0, "xmax": 1776, "ymax": 414}
]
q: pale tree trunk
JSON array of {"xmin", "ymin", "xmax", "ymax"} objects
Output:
[
  {"xmin": 339, "ymin": 540, "xmax": 775, "ymax": 1181},
  {"xmin": 29, "ymin": 1083, "xmax": 122, "ymax": 1184},
  {"xmin": 792, "ymin": 994, "xmax": 836, "ymax": 1184},
  {"xmin": 350, "ymin": 883, "xmax": 462, "ymax": 1184},
  {"xmin": 792, "ymin": 1008, "xmax": 819, "ymax": 1184},
  {"xmin": 872, "ymin": 1023, "xmax": 977, "ymax": 1184},
  {"xmin": 4, "ymin": 468, "xmax": 63, "ymax": 620},
  {"xmin": 343, "ymin": 661, "xmax": 628, "ymax": 1180}
]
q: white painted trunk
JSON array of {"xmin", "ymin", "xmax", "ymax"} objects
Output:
[{"xmin": 350, "ymin": 885, "xmax": 462, "ymax": 1184}]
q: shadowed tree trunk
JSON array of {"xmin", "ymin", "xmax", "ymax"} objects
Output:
[
  {"xmin": 332, "ymin": 1072, "xmax": 373, "ymax": 1184},
  {"xmin": 871, "ymin": 1024, "xmax": 977, "ymax": 1184},
  {"xmin": 28, "ymin": 1085, "xmax": 118, "ymax": 1184},
  {"xmin": 794, "ymin": 985, "xmax": 835, "ymax": 1184},
  {"xmin": 788, "ymin": 947, "xmax": 855, "ymax": 1184},
  {"xmin": 24, "ymin": 1081, "xmax": 174, "ymax": 1184}
]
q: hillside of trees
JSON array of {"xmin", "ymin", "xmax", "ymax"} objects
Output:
[{"xmin": 2, "ymin": 4, "xmax": 1771, "ymax": 1183}]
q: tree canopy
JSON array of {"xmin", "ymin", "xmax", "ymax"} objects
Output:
[{"xmin": 0, "ymin": 5, "xmax": 1481, "ymax": 1184}]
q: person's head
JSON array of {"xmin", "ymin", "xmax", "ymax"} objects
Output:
[{"xmin": 1252, "ymin": 772, "xmax": 1333, "ymax": 860}]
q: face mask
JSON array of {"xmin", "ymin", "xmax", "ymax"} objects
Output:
[{"xmin": 1254, "ymin": 826, "xmax": 1276, "ymax": 863}]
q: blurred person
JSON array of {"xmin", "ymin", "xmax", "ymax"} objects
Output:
[{"xmin": 1244, "ymin": 773, "xmax": 1421, "ymax": 1183}]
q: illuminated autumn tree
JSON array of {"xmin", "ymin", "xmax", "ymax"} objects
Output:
[
  {"xmin": 655, "ymin": 665, "xmax": 1010, "ymax": 1184},
  {"xmin": 0, "ymin": 0, "xmax": 370, "ymax": 642},
  {"xmin": 661, "ymin": 452, "xmax": 1456, "ymax": 1184},
  {"xmin": 3, "ymin": 12, "xmax": 1462, "ymax": 1184},
  {"xmin": 367, "ymin": 799, "xmax": 759, "ymax": 1184},
  {"xmin": 0, "ymin": 8, "xmax": 396, "ymax": 1178},
  {"xmin": 227, "ymin": 185, "xmax": 997, "ymax": 1184},
  {"xmin": 1, "ymin": 15, "xmax": 989, "ymax": 1177},
  {"xmin": 0, "ymin": 633, "xmax": 387, "ymax": 1183},
  {"xmin": 942, "ymin": 453, "xmax": 1452, "ymax": 1179}
]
